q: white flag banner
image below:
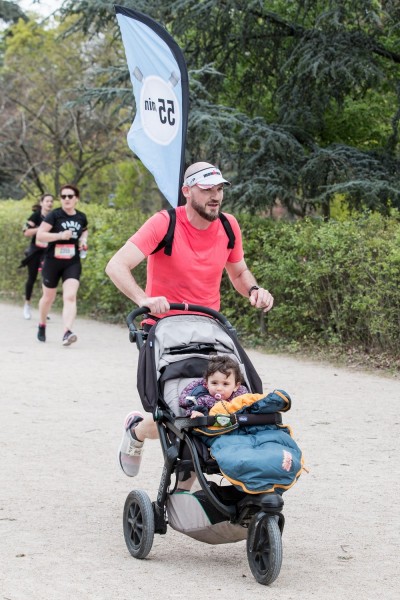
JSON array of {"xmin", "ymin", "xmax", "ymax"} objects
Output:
[{"xmin": 115, "ymin": 5, "xmax": 189, "ymax": 207}]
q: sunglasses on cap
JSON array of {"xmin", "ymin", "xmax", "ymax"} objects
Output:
[
  {"xmin": 60, "ymin": 193, "xmax": 75, "ymax": 199},
  {"xmin": 184, "ymin": 166, "xmax": 230, "ymax": 188},
  {"xmin": 196, "ymin": 183, "xmax": 218, "ymax": 190}
]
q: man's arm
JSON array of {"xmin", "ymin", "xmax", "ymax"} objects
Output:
[
  {"xmin": 105, "ymin": 241, "xmax": 170, "ymax": 314},
  {"xmin": 225, "ymin": 259, "xmax": 274, "ymax": 313}
]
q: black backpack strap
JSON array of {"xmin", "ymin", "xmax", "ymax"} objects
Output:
[
  {"xmin": 151, "ymin": 208, "xmax": 176, "ymax": 256},
  {"xmin": 219, "ymin": 213, "xmax": 235, "ymax": 249},
  {"xmin": 151, "ymin": 208, "xmax": 235, "ymax": 255}
]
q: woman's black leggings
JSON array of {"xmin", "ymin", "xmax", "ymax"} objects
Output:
[{"xmin": 25, "ymin": 251, "xmax": 44, "ymax": 301}]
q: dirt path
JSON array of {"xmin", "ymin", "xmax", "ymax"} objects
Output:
[{"xmin": 0, "ymin": 301, "xmax": 399, "ymax": 600}]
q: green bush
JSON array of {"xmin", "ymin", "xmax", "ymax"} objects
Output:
[
  {"xmin": 0, "ymin": 200, "xmax": 147, "ymax": 319},
  {"xmin": 222, "ymin": 212, "xmax": 400, "ymax": 357},
  {"xmin": 291, "ymin": 215, "xmax": 400, "ymax": 354},
  {"xmin": 77, "ymin": 204, "xmax": 148, "ymax": 321},
  {"xmin": 0, "ymin": 200, "xmax": 32, "ymax": 300},
  {"xmin": 1, "ymin": 200, "xmax": 399, "ymax": 362}
]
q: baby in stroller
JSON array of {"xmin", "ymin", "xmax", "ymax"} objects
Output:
[
  {"xmin": 119, "ymin": 355, "xmax": 247, "ymax": 477},
  {"xmin": 122, "ymin": 303, "xmax": 304, "ymax": 586},
  {"xmin": 179, "ymin": 354, "xmax": 249, "ymax": 417}
]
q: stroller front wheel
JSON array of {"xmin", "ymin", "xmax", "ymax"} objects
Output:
[
  {"xmin": 246, "ymin": 514, "xmax": 283, "ymax": 585},
  {"xmin": 123, "ymin": 489, "xmax": 155, "ymax": 559}
]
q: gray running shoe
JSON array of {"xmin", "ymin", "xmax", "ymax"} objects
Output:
[
  {"xmin": 118, "ymin": 412, "xmax": 144, "ymax": 476},
  {"xmin": 62, "ymin": 330, "xmax": 77, "ymax": 346}
]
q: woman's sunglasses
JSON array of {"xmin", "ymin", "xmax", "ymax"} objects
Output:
[{"xmin": 60, "ymin": 194, "xmax": 75, "ymax": 199}]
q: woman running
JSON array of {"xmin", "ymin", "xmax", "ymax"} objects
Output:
[
  {"xmin": 21, "ymin": 194, "xmax": 54, "ymax": 320},
  {"xmin": 36, "ymin": 184, "xmax": 88, "ymax": 345}
]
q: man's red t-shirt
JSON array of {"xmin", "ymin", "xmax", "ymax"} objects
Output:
[{"xmin": 130, "ymin": 206, "xmax": 244, "ymax": 311}]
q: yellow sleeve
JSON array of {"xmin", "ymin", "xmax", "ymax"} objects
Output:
[{"xmin": 209, "ymin": 393, "xmax": 265, "ymax": 416}]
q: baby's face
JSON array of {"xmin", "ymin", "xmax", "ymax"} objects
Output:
[{"xmin": 207, "ymin": 370, "xmax": 238, "ymax": 400}]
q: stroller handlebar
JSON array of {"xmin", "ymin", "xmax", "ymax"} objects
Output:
[
  {"xmin": 126, "ymin": 303, "xmax": 233, "ymax": 328},
  {"xmin": 126, "ymin": 304, "xmax": 236, "ymax": 348}
]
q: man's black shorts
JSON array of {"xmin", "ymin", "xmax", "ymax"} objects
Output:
[{"xmin": 41, "ymin": 258, "xmax": 82, "ymax": 288}]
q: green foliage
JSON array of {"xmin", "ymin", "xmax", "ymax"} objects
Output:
[
  {"xmin": 76, "ymin": 159, "xmax": 162, "ymax": 212},
  {"xmin": 221, "ymin": 211, "xmax": 400, "ymax": 357},
  {"xmin": 0, "ymin": 199, "xmax": 30, "ymax": 297},
  {"xmin": 0, "ymin": 199, "xmax": 148, "ymax": 320},
  {"xmin": 2, "ymin": 1, "xmax": 400, "ymax": 216},
  {"xmin": 0, "ymin": 16, "xmax": 132, "ymax": 197},
  {"xmin": 111, "ymin": 160, "xmax": 163, "ymax": 213},
  {"xmin": 1, "ymin": 200, "xmax": 399, "ymax": 362},
  {"xmin": 76, "ymin": 204, "xmax": 148, "ymax": 321},
  {"xmin": 0, "ymin": 1, "xmax": 27, "ymax": 25},
  {"xmin": 52, "ymin": 0, "xmax": 400, "ymax": 218}
]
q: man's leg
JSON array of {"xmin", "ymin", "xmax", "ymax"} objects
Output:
[
  {"xmin": 131, "ymin": 413, "xmax": 158, "ymax": 441},
  {"xmin": 122, "ymin": 414, "xmax": 196, "ymax": 489},
  {"xmin": 118, "ymin": 413, "xmax": 159, "ymax": 477},
  {"xmin": 135, "ymin": 418, "xmax": 197, "ymax": 490}
]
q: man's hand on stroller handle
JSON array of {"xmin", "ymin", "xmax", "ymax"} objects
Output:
[
  {"xmin": 137, "ymin": 289, "xmax": 273, "ymax": 315},
  {"xmin": 139, "ymin": 296, "xmax": 170, "ymax": 314}
]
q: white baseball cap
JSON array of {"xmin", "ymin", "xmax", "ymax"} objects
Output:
[{"xmin": 184, "ymin": 166, "xmax": 231, "ymax": 189}]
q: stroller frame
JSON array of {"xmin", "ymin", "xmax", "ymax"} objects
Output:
[{"xmin": 123, "ymin": 304, "xmax": 286, "ymax": 586}]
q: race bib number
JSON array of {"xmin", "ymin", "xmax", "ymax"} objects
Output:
[{"xmin": 54, "ymin": 244, "xmax": 75, "ymax": 259}]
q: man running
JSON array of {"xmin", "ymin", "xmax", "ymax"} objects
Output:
[{"xmin": 106, "ymin": 161, "xmax": 273, "ymax": 476}]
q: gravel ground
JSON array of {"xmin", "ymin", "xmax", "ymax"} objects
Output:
[{"xmin": 1, "ymin": 301, "xmax": 399, "ymax": 600}]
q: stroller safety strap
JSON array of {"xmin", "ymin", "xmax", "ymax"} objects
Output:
[{"xmin": 173, "ymin": 411, "xmax": 282, "ymax": 434}]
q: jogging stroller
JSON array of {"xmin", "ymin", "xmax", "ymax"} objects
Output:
[{"xmin": 123, "ymin": 304, "xmax": 303, "ymax": 586}]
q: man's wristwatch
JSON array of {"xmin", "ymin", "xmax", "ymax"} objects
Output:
[{"xmin": 248, "ymin": 285, "xmax": 260, "ymax": 296}]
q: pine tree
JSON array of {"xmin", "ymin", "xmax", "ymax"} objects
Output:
[{"xmin": 18, "ymin": 1, "xmax": 400, "ymax": 215}]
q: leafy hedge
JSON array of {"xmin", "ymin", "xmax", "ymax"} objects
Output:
[
  {"xmin": 0, "ymin": 200, "xmax": 147, "ymax": 320},
  {"xmin": 222, "ymin": 213, "xmax": 400, "ymax": 357},
  {"xmin": 1, "ymin": 200, "xmax": 399, "ymax": 361}
]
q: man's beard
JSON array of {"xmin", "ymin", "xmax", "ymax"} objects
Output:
[{"xmin": 191, "ymin": 198, "xmax": 220, "ymax": 222}]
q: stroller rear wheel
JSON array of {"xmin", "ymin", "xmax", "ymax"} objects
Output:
[
  {"xmin": 123, "ymin": 490, "xmax": 155, "ymax": 559},
  {"xmin": 246, "ymin": 514, "xmax": 282, "ymax": 585}
]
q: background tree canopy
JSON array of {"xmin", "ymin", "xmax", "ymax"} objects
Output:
[{"xmin": 1, "ymin": 0, "xmax": 400, "ymax": 218}]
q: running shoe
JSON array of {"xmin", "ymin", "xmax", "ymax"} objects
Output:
[
  {"xmin": 37, "ymin": 325, "xmax": 46, "ymax": 342},
  {"xmin": 23, "ymin": 303, "xmax": 31, "ymax": 320},
  {"xmin": 62, "ymin": 330, "xmax": 77, "ymax": 346},
  {"xmin": 118, "ymin": 411, "xmax": 144, "ymax": 477}
]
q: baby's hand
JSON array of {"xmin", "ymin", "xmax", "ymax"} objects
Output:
[{"xmin": 190, "ymin": 410, "xmax": 204, "ymax": 419}]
